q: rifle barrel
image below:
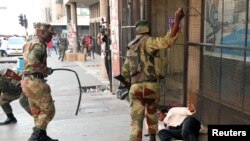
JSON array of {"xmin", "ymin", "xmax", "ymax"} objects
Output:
[{"xmin": 121, "ymin": 26, "xmax": 135, "ymax": 29}]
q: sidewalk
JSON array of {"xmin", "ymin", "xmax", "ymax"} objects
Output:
[{"xmin": 0, "ymin": 53, "xmax": 154, "ymax": 141}]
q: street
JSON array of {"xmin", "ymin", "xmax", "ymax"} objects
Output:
[{"xmin": 0, "ymin": 54, "xmax": 153, "ymax": 141}]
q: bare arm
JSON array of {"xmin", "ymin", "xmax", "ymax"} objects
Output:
[
  {"xmin": 145, "ymin": 8, "xmax": 185, "ymax": 52},
  {"xmin": 170, "ymin": 8, "xmax": 185, "ymax": 37}
]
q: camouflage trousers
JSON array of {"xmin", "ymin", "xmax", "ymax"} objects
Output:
[
  {"xmin": 0, "ymin": 91, "xmax": 20, "ymax": 114},
  {"xmin": 21, "ymin": 77, "xmax": 55, "ymax": 130},
  {"xmin": 0, "ymin": 89, "xmax": 30, "ymax": 115},
  {"xmin": 129, "ymin": 82, "xmax": 160, "ymax": 141},
  {"xmin": 19, "ymin": 92, "xmax": 32, "ymax": 115}
]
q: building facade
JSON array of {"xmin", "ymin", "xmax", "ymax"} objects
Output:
[
  {"xmin": 67, "ymin": 0, "xmax": 250, "ymax": 126},
  {"xmin": 51, "ymin": 0, "xmax": 90, "ymax": 36},
  {"xmin": 189, "ymin": 0, "xmax": 250, "ymax": 125}
]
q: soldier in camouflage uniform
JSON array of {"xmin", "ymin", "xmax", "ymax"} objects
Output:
[
  {"xmin": 21, "ymin": 23, "xmax": 57, "ymax": 141},
  {"xmin": 58, "ymin": 33, "xmax": 68, "ymax": 61},
  {"xmin": 121, "ymin": 8, "xmax": 185, "ymax": 141},
  {"xmin": 0, "ymin": 69, "xmax": 31, "ymax": 125}
]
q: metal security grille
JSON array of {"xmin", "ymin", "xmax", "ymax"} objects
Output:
[
  {"xmin": 118, "ymin": 0, "xmax": 186, "ymax": 106},
  {"xmin": 190, "ymin": 0, "xmax": 250, "ymax": 125}
]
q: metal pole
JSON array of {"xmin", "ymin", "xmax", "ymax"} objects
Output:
[
  {"xmin": 140, "ymin": 0, "xmax": 144, "ymax": 20},
  {"xmin": 121, "ymin": 26, "xmax": 135, "ymax": 29},
  {"xmin": 106, "ymin": 0, "xmax": 112, "ymax": 92}
]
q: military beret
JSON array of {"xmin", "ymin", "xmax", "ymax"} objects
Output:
[
  {"xmin": 135, "ymin": 20, "xmax": 149, "ymax": 28},
  {"xmin": 135, "ymin": 20, "xmax": 150, "ymax": 34},
  {"xmin": 33, "ymin": 22, "xmax": 55, "ymax": 34}
]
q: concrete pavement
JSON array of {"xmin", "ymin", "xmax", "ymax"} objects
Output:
[{"xmin": 0, "ymin": 54, "xmax": 155, "ymax": 141}]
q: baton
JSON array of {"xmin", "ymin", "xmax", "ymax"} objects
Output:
[{"xmin": 53, "ymin": 68, "xmax": 82, "ymax": 116}]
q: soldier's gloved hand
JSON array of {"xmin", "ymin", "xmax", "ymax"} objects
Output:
[{"xmin": 46, "ymin": 67, "xmax": 53, "ymax": 75}]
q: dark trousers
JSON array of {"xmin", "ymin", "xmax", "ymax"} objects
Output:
[
  {"xmin": 104, "ymin": 55, "xmax": 112, "ymax": 82},
  {"xmin": 52, "ymin": 46, "xmax": 58, "ymax": 55},
  {"xmin": 58, "ymin": 47, "xmax": 66, "ymax": 61},
  {"xmin": 158, "ymin": 116, "xmax": 201, "ymax": 141}
]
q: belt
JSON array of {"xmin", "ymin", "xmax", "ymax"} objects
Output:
[{"xmin": 24, "ymin": 72, "xmax": 44, "ymax": 79}]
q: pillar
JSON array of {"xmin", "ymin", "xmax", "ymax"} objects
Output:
[
  {"xmin": 70, "ymin": 2, "xmax": 78, "ymax": 53},
  {"xmin": 99, "ymin": 0, "xmax": 109, "ymax": 80},
  {"xmin": 66, "ymin": 5, "xmax": 71, "ymax": 24},
  {"xmin": 100, "ymin": 0, "xmax": 108, "ymax": 18}
]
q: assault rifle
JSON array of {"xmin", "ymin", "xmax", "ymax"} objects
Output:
[{"xmin": 114, "ymin": 74, "xmax": 131, "ymax": 100}]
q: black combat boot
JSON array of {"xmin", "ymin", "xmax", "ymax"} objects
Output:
[
  {"xmin": 28, "ymin": 127, "xmax": 58, "ymax": 141},
  {"xmin": 149, "ymin": 134, "xmax": 156, "ymax": 141},
  {"xmin": 41, "ymin": 130, "xmax": 59, "ymax": 141},
  {"xmin": 28, "ymin": 127, "xmax": 41, "ymax": 141},
  {"xmin": 0, "ymin": 113, "xmax": 17, "ymax": 125}
]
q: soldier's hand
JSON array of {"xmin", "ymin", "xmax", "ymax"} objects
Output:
[
  {"xmin": 46, "ymin": 67, "xmax": 53, "ymax": 75},
  {"xmin": 175, "ymin": 8, "xmax": 185, "ymax": 22}
]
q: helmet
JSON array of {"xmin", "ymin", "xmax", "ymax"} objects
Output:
[{"xmin": 135, "ymin": 20, "xmax": 150, "ymax": 34}]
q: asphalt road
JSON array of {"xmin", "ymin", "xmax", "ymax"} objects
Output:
[{"xmin": 0, "ymin": 54, "xmax": 156, "ymax": 141}]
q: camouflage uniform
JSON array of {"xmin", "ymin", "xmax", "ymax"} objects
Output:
[
  {"xmin": 21, "ymin": 22, "xmax": 57, "ymax": 141},
  {"xmin": 21, "ymin": 35, "xmax": 54, "ymax": 130},
  {"xmin": 0, "ymin": 69, "xmax": 31, "ymax": 125},
  {"xmin": 58, "ymin": 35, "xmax": 68, "ymax": 61},
  {"xmin": 122, "ymin": 20, "xmax": 180, "ymax": 141}
]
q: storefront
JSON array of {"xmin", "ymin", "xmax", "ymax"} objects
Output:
[{"xmin": 189, "ymin": 0, "xmax": 250, "ymax": 124}]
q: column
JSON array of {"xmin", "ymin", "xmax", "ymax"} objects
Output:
[
  {"xmin": 66, "ymin": 5, "xmax": 71, "ymax": 24},
  {"xmin": 100, "ymin": 0, "xmax": 108, "ymax": 18},
  {"xmin": 70, "ymin": 2, "xmax": 78, "ymax": 53},
  {"xmin": 99, "ymin": 0, "xmax": 109, "ymax": 80}
]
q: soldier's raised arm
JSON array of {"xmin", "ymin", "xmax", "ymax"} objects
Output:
[
  {"xmin": 146, "ymin": 7, "xmax": 185, "ymax": 52},
  {"xmin": 170, "ymin": 8, "xmax": 185, "ymax": 37}
]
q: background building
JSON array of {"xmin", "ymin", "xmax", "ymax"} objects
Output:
[{"xmin": 50, "ymin": 0, "xmax": 90, "ymax": 36}]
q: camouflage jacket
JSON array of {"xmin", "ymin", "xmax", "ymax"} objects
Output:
[
  {"xmin": 23, "ymin": 36, "xmax": 51, "ymax": 75},
  {"xmin": 0, "ymin": 69, "xmax": 21, "ymax": 95},
  {"xmin": 122, "ymin": 31, "xmax": 180, "ymax": 84}
]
